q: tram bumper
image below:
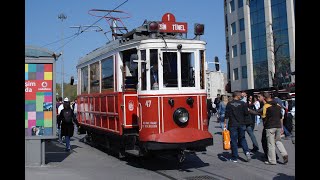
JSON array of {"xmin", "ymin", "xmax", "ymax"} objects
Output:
[{"xmin": 141, "ymin": 128, "xmax": 213, "ymax": 151}]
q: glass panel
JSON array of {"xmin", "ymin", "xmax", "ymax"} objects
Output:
[
  {"xmin": 163, "ymin": 52, "xmax": 178, "ymax": 87},
  {"xmin": 257, "ymin": 10, "xmax": 265, "ymax": 23},
  {"xmin": 81, "ymin": 66, "xmax": 88, "ymax": 94},
  {"xmin": 181, "ymin": 52, "xmax": 195, "ymax": 87},
  {"xmin": 150, "ymin": 49, "xmax": 159, "ymax": 90},
  {"xmin": 258, "ymin": 23, "xmax": 266, "ymax": 35},
  {"xmin": 238, "ymin": 0, "xmax": 243, "ymax": 8},
  {"xmin": 234, "ymin": 68, "xmax": 239, "ymax": 80},
  {"xmin": 101, "ymin": 56, "xmax": 114, "ymax": 91},
  {"xmin": 232, "ymin": 45, "xmax": 237, "ymax": 57},
  {"xmin": 90, "ymin": 62, "xmax": 100, "ymax": 93},
  {"xmin": 259, "ymin": 35, "xmax": 266, "ymax": 48},
  {"xmin": 242, "ymin": 66, "xmax": 247, "ymax": 78},
  {"xmin": 257, "ymin": 0, "xmax": 264, "ymax": 10},
  {"xmin": 259, "ymin": 48, "xmax": 267, "ymax": 61},
  {"xmin": 231, "ymin": 22, "xmax": 236, "ymax": 35},
  {"xmin": 230, "ymin": 0, "xmax": 235, "ymax": 12},
  {"xmin": 241, "ymin": 42, "xmax": 246, "ymax": 55},
  {"xmin": 239, "ymin": 18, "xmax": 245, "ymax": 31},
  {"xmin": 200, "ymin": 50, "xmax": 205, "ymax": 89},
  {"xmin": 140, "ymin": 50, "xmax": 147, "ymax": 90}
]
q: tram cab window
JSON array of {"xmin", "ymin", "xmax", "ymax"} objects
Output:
[
  {"xmin": 90, "ymin": 62, "xmax": 100, "ymax": 93},
  {"xmin": 181, "ymin": 52, "xmax": 195, "ymax": 87},
  {"xmin": 121, "ymin": 49, "xmax": 138, "ymax": 90},
  {"xmin": 163, "ymin": 52, "xmax": 178, "ymax": 87},
  {"xmin": 150, "ymin": 49, "xmax": 159, "ymax": 90},
  {"xmin": 141, "ymin": 50, "xmax": 147, "ymax": 90}
]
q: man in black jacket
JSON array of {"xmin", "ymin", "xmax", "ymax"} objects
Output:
[{"xmin": 224, "ymin": 91, "xmax": 251, "ymax": 162}]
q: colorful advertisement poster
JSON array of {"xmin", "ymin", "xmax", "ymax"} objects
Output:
[{"xmin": 25, "ymin": 63, "xmax": 53, "ymax": 137}]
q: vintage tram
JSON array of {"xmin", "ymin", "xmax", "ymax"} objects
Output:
[{"xmin": 76, "ymin": 13, "xmax": 213, "ymax": 160}]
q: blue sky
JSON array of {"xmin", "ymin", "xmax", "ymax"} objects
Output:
[{"xmin": 26, "ymin": 0, "xmax": 226, "ymax": 84}]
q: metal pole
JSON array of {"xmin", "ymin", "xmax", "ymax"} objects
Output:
[{"xmin": 58, "ymin": 13, "xmax": 67, "ymax": 99}]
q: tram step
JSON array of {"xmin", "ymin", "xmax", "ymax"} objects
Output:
[{"xmin": 125, "ymin": 149, "xmax": 140, "ymax": 156}]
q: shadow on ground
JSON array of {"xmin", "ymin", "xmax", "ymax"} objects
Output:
[
  {"xmin": 125, "ymin": 152, "xmax": 210, "ymax": 172},
  {"xmin": 45, "ymin": 140, "xmax": 82, "ymax": 164},
  {"xmin": 273, "ymin": 173, "xmax": 295, "ymax": 180}
]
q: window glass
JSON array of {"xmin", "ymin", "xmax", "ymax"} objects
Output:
[
  {"xmin": 242, "ymin": 66, "xmax": 247, "ymax": 78},
  {"xmin": 90, "ymin": 62, "xmax": 100, "ymax": 93},
  {"xmin": 150, "ymin": 49, "xmax": 159, "ymax": 90},
  {"xmin": 81, "ymin": 66, "xmax": 88, "ymax": 94},
  {"xmin": 163, "ymin": 52, "xmax": 178, "ymax": 87},
  {"xmin": 101, "ymin": 56, "xmax": 114, "ymax": 91},
  {"xmin": 141, "ymin": 50, "xmax": 147, "ymax": 90},
  {"xmin": 232, "ymin": 45, "xmax": 238, "ymax": 58},
  {"xmin": 200, "ymin": 50, "xmax": 205, "ymax": 89},
  {"xmin": 231, "ymin": 22, "xmax": 236, "ymax": 35},
  {"xmin": 239, "ymin": 18, "xmax": 245, "ymax": 31},
  {"xmin": 238, "ymin": 0, "xmax": 243, "ymax": 8},
  {"xmin": 181, "ymin": 52, "xmax": 195, "ymax": 87},
  {"xmin": 240, "ymin": 42, "xmax": 246, "ymax": 55},
  {"xmin": 230, "ymin": 0, "xmax": 235, "ymax": 12},
  {"xmin": 234, "ymin": 68, "xmax": 239, "ymax": 80}
]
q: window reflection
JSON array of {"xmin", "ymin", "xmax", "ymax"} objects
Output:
[
  {"xmin": 181, "ymin": 52, "xmax": 195, "ymax": 87},
  {"xmin": 81, "ymin": 66, "xmax": 88, "ymax": 94},
  {"xmin": 101, "ymin": 57, "xmax": 114, "ymax": 91},
  {"xmin": 163, "ymin": 52, "xmax": 178, "ymax": 87}
]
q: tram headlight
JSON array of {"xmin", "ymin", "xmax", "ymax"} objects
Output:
[{"xmin": 173, "ymin": 108, "xmax": 189, "ymax": 126}]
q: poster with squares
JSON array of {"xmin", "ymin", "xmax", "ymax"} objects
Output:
[{"xmin": 25, "ymin": 63, "xmax": 53, "ymax": 137}]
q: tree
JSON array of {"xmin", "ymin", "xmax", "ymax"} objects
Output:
[{"xmin": 267, "ymin": 23, "xmax": 292, "ymax": 91}]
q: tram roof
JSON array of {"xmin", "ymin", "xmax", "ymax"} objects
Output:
[
  {"xmin": 77, "ymin": 21, "xmax": 205, "ymax": 67},
  {"xmin": 25, "ymin": 45, "xmax": 55, "ymax": 58}
]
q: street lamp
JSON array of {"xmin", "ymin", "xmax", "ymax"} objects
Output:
[{"xmin": 58, "ymin": 13, "xmax": 67, "ymax": 99}]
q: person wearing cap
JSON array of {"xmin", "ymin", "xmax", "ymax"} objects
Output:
[{"xmin": 57, "ymin": 97, "xmax": 80, "ymax": 152}]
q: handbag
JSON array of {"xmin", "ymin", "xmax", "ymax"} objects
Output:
[{"xmin": 222, "ymin": 128, "xmax": 231, "ymax": 150}]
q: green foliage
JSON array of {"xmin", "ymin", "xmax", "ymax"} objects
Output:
[{"xmin": 56, "ymin": 83, "xmax": 77, "ymax": 101}]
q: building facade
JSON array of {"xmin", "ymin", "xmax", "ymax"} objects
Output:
[
  {"xmin": 224, "ymin": 0, "xmax": 295, "ymax": 91},
  {"xmin": 206, "ymin": 70, "xmax": 227, "ymax": 101}
]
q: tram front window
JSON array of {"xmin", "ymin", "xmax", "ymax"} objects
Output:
[
  {"xmin": 163, "ymin": 52, "xmax": 178, "ymax": 87},
  {"xmin": 181, "ymin": 52, "xmax": 195, "ymax": 87},
  {"xmin": 150, "ymin": 49, "xmax": 158, "ymax": 90}
]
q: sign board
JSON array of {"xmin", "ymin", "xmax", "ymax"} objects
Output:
[
  {"xmin": 159, "ymin": 13, "xmax": 188, "ymax": 33},
  {"xmin": 25, "ymin": 64, "xmax": 54, "ymax": 137}
]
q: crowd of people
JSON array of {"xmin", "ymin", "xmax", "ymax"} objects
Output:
[{"xmin": 207, "ymin": 90, "xmax": 295, "ymax": 165}]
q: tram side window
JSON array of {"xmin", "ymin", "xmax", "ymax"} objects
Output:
[
  {"xmin": 163, "ymin": 52, "xmax": 178, "ymax": 87},
  {"xmin": 101, "ymin": 57, "xmax": 114, "ymax": 91},
  {"xmin": 90, "ymin": 62, "xmax": 100, "ymax": 93},
  {"xmin": 200, "ymin": 50, "xmax": 205, "ymax": 89},
  {"xmin": 81, "ymin": 66, "xmax": 88, "ymax": 94},
  {"xmin": 181, "ymin": 52, "xmax": 195, "ymax": 87},
  {"xmin": 150, "ymin": 49, "xmax": 158, "ymax": 90}
]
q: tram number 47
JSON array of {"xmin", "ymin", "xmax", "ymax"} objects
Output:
[{"xmin": 145, "ymin": 100, "xmax": 152, "ymax": 107}]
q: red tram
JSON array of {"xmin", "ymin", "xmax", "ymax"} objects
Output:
[{"xmin": 76, "ymin": 13, "xmax": 213, "ymax": 160}]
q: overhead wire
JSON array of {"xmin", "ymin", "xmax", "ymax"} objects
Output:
[{"xmin": 42, "ymin": 0, "xmax": 129, "ymax": 52}]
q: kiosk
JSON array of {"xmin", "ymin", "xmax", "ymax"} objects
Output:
[{"xmin": 25, "ymin": 45, "xmax": 58, "ymax": 166}]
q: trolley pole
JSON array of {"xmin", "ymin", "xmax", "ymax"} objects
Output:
[{"xmin": 58, "ymin": 13, "xmax": 67, "ymax": 99}]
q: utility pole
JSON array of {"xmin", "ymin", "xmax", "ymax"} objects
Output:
[{"xmin": 58, "ymin": 13, "xmax": 67, "ymax": 99}]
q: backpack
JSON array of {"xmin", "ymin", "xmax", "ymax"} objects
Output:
[{"xmin": 62, "ymin": 109, "xmax": 73, "ymax": 123}]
